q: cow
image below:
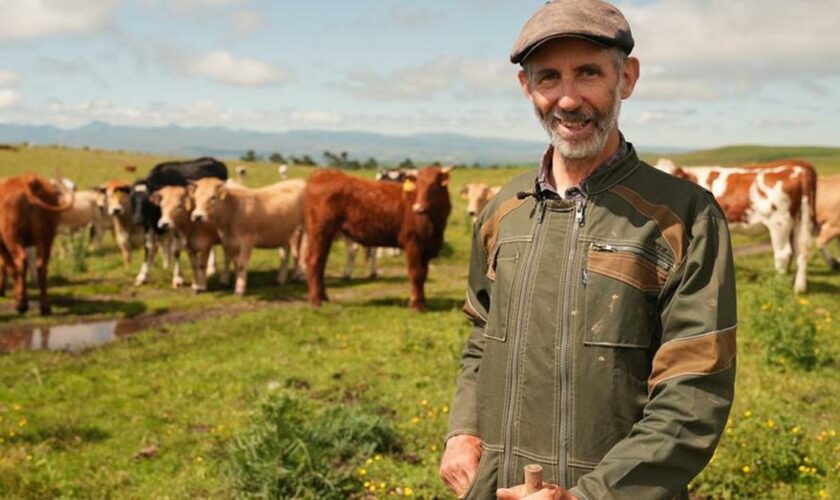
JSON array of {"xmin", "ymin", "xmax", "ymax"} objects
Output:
[
  {"xmin": 0, "ymin": 174, "xmax": 74, "ymax": 314},
  {"xmin": 150, "ymin": 186, "xmax": 230, "ymax": 291},
  {"xmin": 816, "ymin": 174, "xmax": 840, "ymax": 270},
  {"xmin": 57, "ymin": 187, "xmax": 110, "ymax": 253},
  {"xmin": 278, "ymin": 164, "xmax": 289, "ymax": 179},
  {"xmin": 190, "ymin": 178, "xmax": 306, "ymax": 295},
  {"xmin": 99, "ymin": 180, "xmax": 146, "ymax": 271},
  {"xmin": 235, "ymin": 165, "xmax": 247, "ymax": 184},
  {"xmin": 129, "ymin": 157, "xmax": 228, "ymax": 287},
  {"xmin": 655, "ymin": 158, "xmax": 818, "ymax": 293},
  {"xmin": 375, "ymin": 168, "xmax": 410, "ymax": 183},
  {"xmin": 460, "ymin": 182, "xmax": 502, "ymax": 223},
  {"xmin": 304, "ymin": 166, "xmax": 452, "ymax": 311}
]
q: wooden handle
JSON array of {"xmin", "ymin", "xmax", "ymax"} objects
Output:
[{"xmin": 524, "ymin": 463, "xmax": 543, "ymax": 495}]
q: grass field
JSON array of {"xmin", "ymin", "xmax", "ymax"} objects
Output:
[{"xmin": 0, "ymin": 145, "xmax": 838, "ymax": 499}]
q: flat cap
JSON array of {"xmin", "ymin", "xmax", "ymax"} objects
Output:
[{"xmin": 510, "ymin": 0, "xmax": 634, "ymax": 64}]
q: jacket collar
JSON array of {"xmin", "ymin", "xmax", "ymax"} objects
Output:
[{"xmin": 536, "ymin": 134, "xmax": 637, "ymax": 198}]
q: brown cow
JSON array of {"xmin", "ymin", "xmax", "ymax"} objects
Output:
[
  {"xmin": 0, "ymin": 174, "xmax": 74, "ymax": 314},
  {"xmin": 304, "ymin": 166, "xmax": 452, "ymax": 311},
  {"xmin": 190, "ymin": 178, "xmax": 306, "ymax": 295},
  {"xmin": 150, "ymin": 186, "xmax": 230, "ymax": 291},
  {"xmin": 816, "ymin": 174, "xmax": 840, "ymax": 270},
  {"xmin": 656, "ymin": 158, "xmax": 818, "ymax": 293}
]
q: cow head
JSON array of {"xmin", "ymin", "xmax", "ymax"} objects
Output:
[
  {"xmin": 190, "ymin": 177, "xmax": 227, "ymax": 222},
  {"xmin": 460, "ymin": 182, "xmax": 500, "ymax": 222},
  {"xmin": 130, "ymin": 181, "xmax": 153, "ymax": 226},
  {"xmin": 150, "ymin": 186, "xmax": 191, "ymax": 230},
  {"xmin": 101, "ymin": 181, "xmax": 132, "ymax": 216},
  {"xmin": 410, "ymin": 165, "xmax": 453, "ymax": 214}
]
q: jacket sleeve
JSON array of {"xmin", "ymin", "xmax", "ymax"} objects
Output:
[
  {"xmin": 571, "ymin": 199, "xmax": 737, "ymax": 500},
  {"xmin": 445, "ymin": 220, "xmax": 493, "ymax": 442}
]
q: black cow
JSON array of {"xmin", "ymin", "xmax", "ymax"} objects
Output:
[{"xmin": 131, "ymin": 157, "xmax": 228, "ymax": 286}]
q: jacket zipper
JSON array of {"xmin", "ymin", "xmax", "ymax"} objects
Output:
[
  {"xmin": 559, "ymin": 200, "xmax": 585, "ymax": 486},
  {"xmin": 590, "ymin": 242, "xmax": 673, "ymax": 271},
  {"xmin": 501, "ymin": 198, "xmax": 547, "ymax": 485}
]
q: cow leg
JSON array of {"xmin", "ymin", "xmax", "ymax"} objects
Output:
[
  {"xmin": 766, "ymin": 219, "xmax": 794, "ymax": 275},
  {"xmin": 342, "ymin": 237, "xmax": 357, "ymax": 279},
  {"xmin": 817, "ymin": 221, "xmax": 840, "ymax": 271},
  {"xmin": 7, "ymin": 244, "xmax": 28, "ymax": 314},
  {"xmin": 171, "ymin": 237, "xmax": 184, "ymax": 289},
  {"xmin": 134, "ymin": 231, "xmax": 157, "ymax": 286},
  {"xmin": 206, "ymin": 247, "xmax": 217, "ymax": 277},
  {"xmin": 792, "ymin": 209, "xmax": 813, "ymax": 294},
  {"xmin": 404, "ymin": 244, "xmax": 428, "ymax": 311},
  {"xmin": 189, "ymin": 248, "xmax": 206, "ymax": 293},
  {"xmin": 289, "ymin": 227, "xmax": 306, "ymax": 280},
  {"xmin": 233, "ymin": 246, "xmax": 252, "ymax": 296},
  {"xmin": 35, "ymin": 241, "xmax": 53, "ymax": 315},
  {"xmin": 160, "ymin": 232, "xmax": 172, "ymax": 270},
  {"xmin": 366, "ymin": 246, "xmax": 378, "ymax": 279},
  {"xmin": 306, "ymin": 226, "xmax": 335, "ymax": 306},
  {"xmin": 0, "ymin": 244, "xmax": 13, "ymax": 299},
  {"xmin": 277, "ymin": 244, "xmax": 291, "ymax": 285}
]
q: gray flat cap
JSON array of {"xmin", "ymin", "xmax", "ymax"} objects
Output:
[{"xmin": 510, "ymin": 0, "xmax": 634, "ymax": 64}]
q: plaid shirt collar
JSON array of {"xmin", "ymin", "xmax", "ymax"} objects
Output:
[{"xmin": 537, "ymin": 133, "xmax": 629, "ymax": 201}]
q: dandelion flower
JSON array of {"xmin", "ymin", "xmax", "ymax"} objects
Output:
[
  {"xmin": 742, "ymin": 466, "xmax": 751, "ymax": 474},
  {"xmin": 743, "ymin": 410, "xmax": 752, "ymax": 417},
  {"xmin": 766, "ymin": 419, "xmax": 775, "ymax": 428},
  {"xmin": 404, "ymin": 487, "xmax": 414, "ymax": 496},
  {"xmin": 798, "ymin": 298, "xmax": 810, "ymax": 305}
]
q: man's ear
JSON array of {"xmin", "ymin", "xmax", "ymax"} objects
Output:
[
  {"xmin": 518, "ymin": 70, "xmax": 534, "ymax": 102},
  {"xmin": 620, "ymin": 57, "xmax": 640, "ymax": 99}
]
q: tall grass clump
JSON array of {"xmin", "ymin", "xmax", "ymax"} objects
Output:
[
  {"xmin": 225, "ymin": 392, "xmax": 401, "ymax": 499},
  {"xmin": 745, "ymin": 275, "xmax": 819, "ymax": 370}
]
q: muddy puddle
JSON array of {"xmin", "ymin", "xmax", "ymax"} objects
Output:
[
  {"xmin": 0, "ymin": 318, "xmax": 146, "ymax": 354},
  {"xmin": 0, "ymin": 303, "xmax": 261, "ymax": 355}
]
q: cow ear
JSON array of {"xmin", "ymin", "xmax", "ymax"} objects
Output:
[
  {"xmin": 149, "ymin": 192, "xmax": 162, "ymax": 206},
  {"xmin": 186, "ymin": 182, "xmax": 197, "ymax": 196},
  {"xmin": 218, "ymin": 186, "xmax": 228, "ymax": 200},
  {"xmin": 459, "ymin": 186, "xmax": 468, "ymax": 199},
  {"xmin": 441, "ymin": 165, "xmax": 455, "ymax": 175}
]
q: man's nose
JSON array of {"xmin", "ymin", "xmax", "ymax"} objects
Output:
[{"xmin": 556, "ymin": 81, "xmax": 583, "ymax": 111}]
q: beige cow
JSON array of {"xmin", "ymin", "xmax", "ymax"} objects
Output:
[
  {"xmin": 58, "ymin": 189, "xmax": 109, "ymax": 251},
  {"xmin": 817, "ymin": 174, "xmax": 840, "ymax": 270},
  {"xmin": 190, "ymin": 178, "xmax": 305, "ymax": 295},
  {"xmin": 150, "ymin": 186, "xmax": 231, "ymax": 291},
  {"xmin": 99, "ymin": 180, "xmax": 145, "ymax": 268},
  {"xmin": 460, "ymin": 183, "xmax": 501, "ymax": 223}
]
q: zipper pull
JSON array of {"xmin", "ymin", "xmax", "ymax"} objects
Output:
[
  {"xmin": 581, "ymin": 268, "xmax": 588, "ymax": 286},
  {"xmin": 575, "ymin": 202, "xmax": 585, "ymax": 226},
  {"xmin": 538, "ymin": 200, "xmax": 547, "ymax": 223},
  {"xmin": 592, "ymin": 243, "xmax": 616, "ymax": 252}
]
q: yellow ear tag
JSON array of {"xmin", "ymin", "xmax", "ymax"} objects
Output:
[{"xmin": 402, "ymin": 179, "xmax": 416, "ymax": 192}]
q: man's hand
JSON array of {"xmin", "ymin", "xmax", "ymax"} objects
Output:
[
  {"xmin": 497, "ymin": 483, "xmax": 578, "ymax": 500},
  {"xmin": 439, "ymin": 434, "xmax": 482, "ymax": 498}
]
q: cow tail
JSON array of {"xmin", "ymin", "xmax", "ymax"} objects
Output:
[{"xmin": 23, "ymin": 178, "xmax": 75, "ymax": 212}]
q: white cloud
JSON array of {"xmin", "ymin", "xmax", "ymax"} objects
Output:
[
  {"xmin": 0, "ymin": 89, "xmax": 22, "ymax": 108},
  {"xmin": 167, "ymin": 0, "xmax": 245, "ymax": 8},
  {"xmin": 0, "ymin": 0, "xmax": 116, "ymax": 41},
  {"xmin": 0, "ymin": 69, "xmax": 22, "ymax": 86},
  {"xmin": 342, "ymin": 57, "xmax": 518, "ymax": 101},
  {"xmin": 752, "ymin": 117, "xmax": 815, "ymax": 129},
  {"xmin": 183, "ymin": 51, "xmax": 292, "ymax": 87},
  {"xmin": 623, "ymin": 0, "xmax": 840, "ymax": 100},
  {"xmin": 232, "ymin": 9, "xmax": 266, "ymax": 36}
]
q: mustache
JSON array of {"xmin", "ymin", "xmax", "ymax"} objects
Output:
[{"xmin": 546, "ymin": 108, "xmax": 598, "ymax": 125}]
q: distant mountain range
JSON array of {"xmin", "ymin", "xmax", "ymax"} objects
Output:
[{"xmin": 0, "ymin": 121, "xmax": 687, "ymax": 165}]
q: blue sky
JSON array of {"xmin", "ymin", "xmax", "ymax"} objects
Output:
[{"xmin": 1, "ymin": 0, "xmax": 838, "ymax": 150}]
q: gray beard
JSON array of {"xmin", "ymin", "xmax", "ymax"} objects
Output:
[{"xmin": 537, "ymin": 82, "xmax": 622, "ymax": 162}]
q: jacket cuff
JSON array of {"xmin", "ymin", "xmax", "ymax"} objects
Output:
[{"xmin": 443, "ymin": 428, "xmax": 480, "ymax": 445}]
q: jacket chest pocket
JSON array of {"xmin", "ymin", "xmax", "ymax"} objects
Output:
[
  {"xmin": 485, "ymin": 238, "xmax": 529, "ymax": 342},
  {"xmin": 582, "ymin": 243, "xmax": 672, "ymax": 348}
]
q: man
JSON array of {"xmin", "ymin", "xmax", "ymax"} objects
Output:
[{"xmin": 440, "ymin": 1, "xmax": 737, "ymax": 499}]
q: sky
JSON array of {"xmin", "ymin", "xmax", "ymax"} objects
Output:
[{"xmin": 0, "ymin": 0, "xmax": 839, "ymax": 150}]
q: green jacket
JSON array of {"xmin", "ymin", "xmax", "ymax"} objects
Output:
[{"xmin": 447, "ymin": 147, "xmax": 736, "ymax": 500}]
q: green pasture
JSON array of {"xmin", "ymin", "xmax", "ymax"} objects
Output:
[{"xmin": 0, "ymin": 145, "xmax": 838, "ymax": 498}]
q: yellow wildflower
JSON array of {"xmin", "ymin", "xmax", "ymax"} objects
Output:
[
  {"xmin": 369, "ymin": 485, "xmax": 376, "ymax": 492},
  {"xmin": 819, "ymin": 491, "xmax": 828, "ymax": 499},
  {"xmin": 761, "ymin": 303, "xmax": 771, "ymax": 311},
  {"xmin": 420, "ymin": 399, "xmax": 428, "ymax": 406},
  {"xmin": 411, "ymin": 417, "xmax": 420, "ymax": 424},
  {"xmin": 791, "ymin": 426, "xmax": 800, "ymax": 434},
  {"xmin": 743, "ymin": 410, "xmax": 752, "ymax": 417},
  {"xmin": 375, "ymin": 454, "xmax": 382, "ymax": 461},
  {"xmin": 742, "ymin": 466, "xmax": 751, "ymax": 474},
  {"xmin": 404, "ymin": 487, "xmax": 414, "ymax": 496},
  {"xmin": 12, "ymin": 404, "xmax": 21, "ymax": 411},
  {"xmin": 358, "ymin": 468, "xmax": 367, "ymax": 476},
  {"xmin": 798, "ymin": 298, "xmax": 810, "ymax": 305},
  {"xmin": 366, "ymin": 458, "xmax": 373, "ymax": 465},
  {"xmin": 430, "ymin": 444, "xmax": 438, "ymax": 451},
  {"xmin": 766, "ymin": 419, "xmax": 775, "ymax": 428},
  {"xmin": 195, "ymin": 456, "xmax": 203, "ymax": 463}
]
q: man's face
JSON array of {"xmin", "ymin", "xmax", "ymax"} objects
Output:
[{"xmin": 518, "ymin": 38, "xmax": 638, "ymax": 160}]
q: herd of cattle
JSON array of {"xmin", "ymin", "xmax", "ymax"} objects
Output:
[{"xmin": 0, "ymin": 156, "xmax": 837, "ymax": 317}]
